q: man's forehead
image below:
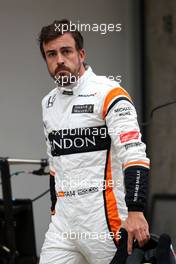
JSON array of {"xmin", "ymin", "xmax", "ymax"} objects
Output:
[{"xmin": 43, "ymin": 33, "xmax": 76, "ymax": 50}]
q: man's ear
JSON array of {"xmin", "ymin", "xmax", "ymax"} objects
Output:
[{"xmin": 79, "ymin": 49, "xmax": 86, "ymax": 63}]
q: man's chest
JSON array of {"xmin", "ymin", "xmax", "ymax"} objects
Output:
[{"xmin": 44, "ymin": 92, "xmax": 104, "ymax": 131}]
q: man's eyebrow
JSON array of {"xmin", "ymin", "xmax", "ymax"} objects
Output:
[
  {"xmin": 60, "ymin": 46, "xmax": 73, "ymax": 50},
  {"xmin": 45, "ymin": 49, "xmax": 56, "ymax": 54},
  {"xmin": 45, "ymin": 46, "xmax": 73, "ymax": 54}
]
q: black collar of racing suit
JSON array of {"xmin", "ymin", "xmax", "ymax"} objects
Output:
[{"xmin": 57, "ymin": 65, "xmax": 93, "ymax": 96}]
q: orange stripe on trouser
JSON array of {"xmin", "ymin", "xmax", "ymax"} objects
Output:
[
  {"xmin": 102, "ymin": 87, "xmax": 132, "ymax": 119},
  {"xmin": 105, "ymin": 152, "xmax": 122, "ymax": 241},
  {"xmin": 57, "ymin": 192, "xmax": 65, "ymax": 197}
]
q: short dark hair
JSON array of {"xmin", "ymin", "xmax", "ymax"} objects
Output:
[{"xmin": 38, "ymin": 19, "xmax": 84, "ymax": 60}]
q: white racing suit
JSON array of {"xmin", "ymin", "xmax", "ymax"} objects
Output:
[{"xmin": 39, "ymin": 66, "xmax": 150, "ymax": 264}]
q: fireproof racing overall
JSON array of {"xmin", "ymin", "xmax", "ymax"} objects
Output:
[{"xmin": 39, "ymin": 66, "xmax": 150, "ymax": 264}]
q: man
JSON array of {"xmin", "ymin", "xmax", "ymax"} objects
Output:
[{"xmin": 39, "ymin": 19, "xmax": 150, "ymax": 264}]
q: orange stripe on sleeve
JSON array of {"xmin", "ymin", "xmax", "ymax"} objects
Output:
[
  {"xmin": 105, "ymin": 153, "xmax": 122, "ymax": 241},
  {"xmin": 123, "ymin": 161, "xmax": 150, "ymax": 170},
  {"xmin": 102, "ymin": 87, "xmax": 132, "ymax": 120}
]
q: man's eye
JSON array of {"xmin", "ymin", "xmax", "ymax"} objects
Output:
[
  {"xmin": 62, "ymin": 49, "xmax": 71, "ymax": 55},
  {"xmin": 48, "ymin": 52, "xmax": 56, "ymax": 57}
]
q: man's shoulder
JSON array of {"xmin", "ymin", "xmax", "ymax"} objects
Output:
[
  {"xmin": 90, "ymin": 71, "xmax": 131, "ymax": 108},
  {"xmin": 41, "ymin": 87, "xmax": 58, "ymax": 108},
  {"xmin": 92, "ymin": 73, "xmax": 123, "ymax": 96}
]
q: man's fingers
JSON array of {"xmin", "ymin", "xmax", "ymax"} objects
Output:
[
  {"xmin": 137, "ymin": 228, "xmax": 150, "ymax": 247},
  {"xmin": 127, "ymin": 233, "xmax": 133, "ymax": 255}
]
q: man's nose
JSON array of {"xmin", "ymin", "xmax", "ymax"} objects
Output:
[{"xmin": 56, "ymin": 53, "xmax": 64, "ymax": 65}]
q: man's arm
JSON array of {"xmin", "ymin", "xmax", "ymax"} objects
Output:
[
  {"xmin": 123, "ymin": 165, "xmax": 150, "ymax": 254},
  {"xmin": 50, "ymin": 172, "xmax": 57, "ymax": 215},
  {"xmin": 43, "ymin": 119, "xmax": 57, "ymax": 215},
  {"xmin": 102, "ymin": 86, "xmax": 150, "ymax": 254}
]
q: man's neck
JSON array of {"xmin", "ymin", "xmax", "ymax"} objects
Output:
[{"xmin": 78, "ymin": 64, "xmax": 86, "ymax": 78}]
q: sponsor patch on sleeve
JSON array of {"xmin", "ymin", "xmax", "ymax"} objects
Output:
[
  {"xmin": 124, "ymin": 142, "xmax": 142, "ymax": 150},
  {"xmin": 114, "ymin": 106, "xmax": 132, "ymax": 116},
  {"xmin": 120, "ymin": 131, "xmax": 139, "ymax": 143}
]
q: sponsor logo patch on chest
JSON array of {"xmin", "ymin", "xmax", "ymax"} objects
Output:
[
  {"xmin": 72, "ymin": 104, "xmax": 94, "ymax": 113},
  {"xmin": 46, "ymin": 94, "xmax": 56, "ymax": 108}
]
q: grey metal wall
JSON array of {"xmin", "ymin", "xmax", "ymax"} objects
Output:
[
  {"xmin": 145, "ymin": 0, "xmax": 176, "ymax": 196},
  {"xmin": 144, "ymin": 1, "xmax": 176, "ymax": 246}
]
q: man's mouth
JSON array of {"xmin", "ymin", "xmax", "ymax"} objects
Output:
[
  {"xmin": 57, "ymin": 70, "xmax": 69, "ymax": 76},
  {"xmin": 55, "ymin": 67, "xmax": 70, "ymax": 76}
]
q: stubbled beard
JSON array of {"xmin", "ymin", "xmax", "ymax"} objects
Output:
[{"xmin": 53, "ymin": 64, "xmax": 81, "ymax": 87}]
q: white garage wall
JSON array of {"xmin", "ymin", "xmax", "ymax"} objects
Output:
[{"xmin": 0, "ymin": 0, "xmax": 141, "ymax": 255}]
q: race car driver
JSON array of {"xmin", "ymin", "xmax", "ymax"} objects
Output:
[{"xmin": 38, "ymin": 19, "xmax": 150, "ymax": 264}]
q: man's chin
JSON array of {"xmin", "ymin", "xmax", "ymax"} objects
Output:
[
  {"xmin": 55, "ymin": 73, "xmax": 69, "ymax": 79},
  {"xmin": 54, "ymin": 73, "xmax": 78, "ymax": 86},
  {"xmin": 54, "ymin": 77, "xmax": 71, "ymax": 87},
  {"xmin": 54, "ymin": 74, "xmax": 68, "ymax": 83},
  {"xmin": 58, "ymin": 81, "xmax": 71, "ymax": 87}
]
